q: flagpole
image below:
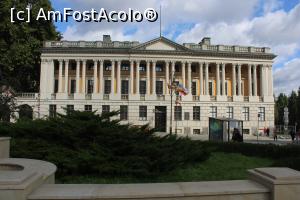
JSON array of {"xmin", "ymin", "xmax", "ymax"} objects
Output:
[{"xmin": 170, "ymin": 69, "xmax": 174, "ymax": 134}]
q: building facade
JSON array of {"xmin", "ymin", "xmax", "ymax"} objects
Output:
[{"xmin": 17, "ymin": 35, "xmax": 276, "ymax": 135}]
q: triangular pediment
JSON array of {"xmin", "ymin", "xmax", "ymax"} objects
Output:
[{"xmin": 132, "ymin": 37, "xmax": 190, "ymax": 51}]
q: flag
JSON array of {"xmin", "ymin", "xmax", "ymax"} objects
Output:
[{"xmin": 176, "ymin": 83, "xmax": 189, "ymax": 96}]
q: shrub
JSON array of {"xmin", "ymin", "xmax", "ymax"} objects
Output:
[{"xmin": 0, "ymin": 110, "xmax": 209, "ymax": 179}]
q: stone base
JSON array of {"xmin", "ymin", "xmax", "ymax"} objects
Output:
[
  {"xmin": 200, "ymin": 95, "xmax": 210, "ymax": 101},
  {"xmin": 74, "ymin": 93, "xmax": 85, "ymax": 100},
  {"xmin": 56, "ymin": 93, "xmax": 68, "ymax": 100},
  {"xmin": 249, "ymin": 96, "xmax": 259, "ymax": 102},
  {"xmin": 233, "ymin": 96, "xmax": 244, "ymax": 102},
  {"xmin": 92, "ymin": 93, "xmax": 103, "ymax": 100},
  {"xmin": 216, "ymin": 95, "xmax": 227, "ymax": 102},
  {"xmin": 263, "ymin": 96, "xmax": 274, "ymax": 102}
]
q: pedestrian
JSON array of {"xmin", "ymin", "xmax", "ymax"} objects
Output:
[
  {"xmin": 232, "ymin": 128, "xmax": 243, "ymax": 142},
  {"xmin": 273, "ymin": 131, "xmax": 278, "ymax": 141},
  {"xmin": 290, "ymin": 129, "xmax": 296, "ymax": 142},
  {"xmin": 266, "ymin": 128, "xmax": 270, "ymax": 137}
]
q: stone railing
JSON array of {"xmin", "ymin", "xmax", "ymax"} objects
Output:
[
  {"xmin": 16, "ymin": 93, "xmax": 38, "ymax": 99},
  {"xmin": 1, "ymin": 137, "xmax": 300, "ymax": 200},
  {"xmin": 44, "ymin": 41, "xmax": 140, "ymax": 48},
  {"xmin": 183, "ymin": 43, "xmax": 271, "ymax": 54}
]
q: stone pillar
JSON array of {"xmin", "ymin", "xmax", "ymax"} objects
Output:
[
  {"xmin": 221, "ymin": 63, "xmax": 226, "ymax": 96},
  {"xmin": 269, "ymin": 65, "xmax": 273, "ymax": 96},
  {"xmin": 82, "ymin": 60, "xmax": 86, "ymax": 94},
  {"xmin": 136, "ymin": 60, "xmax": 140, "ymax": 94},
  {"xmin": 199, "ymin": 62, "xmax": 203, "ymax": 96},
  {"xmin": 182, "ymin": 62, "xmax": 186, "ymax": 87},
  {"xmin": 187, "ymin": 62, "xmax": 192, "ymax": 93},
  {"xmin": 165, "ymin": 61, "xmax": 170, "ymax": 95},
  {"xmin": 265, "ymin": 65, "xmax": 269, "ymax": 96},
  {"xmin": 58, "ymin": 60, "xmax": 63, "ymax": 93},
  {"xmin": 64, "ymin": 60, "xmax": 69, "ymax": 94},
  {"xmin": 232, "ymin": 64, "xmax": 236, "ymax": 96},
  {"xmin": 248, "ymin": 64, "xmax": 252, "ymax": 96},
  {"xmin": 216, "ymin": 63, "xmax": 220, "ymax": 96},
  {"xmin": 152, "ymin": 61, "xmax": 156, "ymax": 95},
  {"xmin": 111, "ymin": 60, "xmax": 115, "ymax": 94},
  {"xmin": 237, "ymin": 64, "xmax": 242, "ymax": 96},
  {"xmin": 39, "ymin": 59, "xmax": 49, "ymax": 97},
  {"xmin": 99, "ymin": 60, "xmax": 103, "ymax": 94},
  {"xmin": 205, "ymin": 63, "xmax": 209, "ymax": 96},
  {"xmin": 146, "ymin": 60, "xmax": 151, "ymax": 95},
  {"xmin": 130, "ymin": 60, "xmax": 134, "ymax": 94},
  {"xmin": 49, "ymin": 60, "xmax": 55, "ymax": 95},
  {"xmin": 260, "ymin": 65, "xmax": 264, "ymax": 96},
  {"xmin": 253, "ymin": 65, "xmax": 257, "ymax": 96},
  {"xmin": 117, "ymin": 60, "xmax": 121, "ymax": 94},
  {"xmin": 76, "ymin": 60, "xmax": 80, "ymax": 93},
  {"xmin": 93, "ymin": 60, "xmax": 98, "ymax": 94}
]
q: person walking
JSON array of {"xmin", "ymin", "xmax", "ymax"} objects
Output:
[
  {"xmin": 273, "ymin": 131, "xmax": 278, "ymax": 141},
  {"xmin": 266, "ymin": 128, "xmax": 270, "ymax": 137}
]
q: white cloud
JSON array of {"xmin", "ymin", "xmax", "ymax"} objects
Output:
[{"xmin": 274, "ymin": 58, "xmax": 300, "ymax": 94}]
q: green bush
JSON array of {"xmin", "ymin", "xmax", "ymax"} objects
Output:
[{"xmin": 0, "ymin": 110, "xmax": 209, "ymax": 179}]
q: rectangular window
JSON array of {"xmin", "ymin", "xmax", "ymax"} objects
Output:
[
  {"xmin": 191, "ymin": 65, "xmax": 196, "ymax": 73},
  {"xmin": 140, "ymin": 64, "xmax": 146, "ymax": 72},
  {"xmin": 70, "ymin": 80, "xmax": 76, "ymax": 94},
  {"xmin": 49, "ymin": 105, "xmax": 56, "ymax": 118},
  {"xmin": 209, "ymin": 81, "xmax": 213, "ymax": 96},
  {"xmin": 156, "ymin": 64, "xmax": 163, "ymax": 72},
  {"xmin": 192, "ymin": 81, "xmax": 197, "ymax": 95},
  {"xmin": 175, "ymin": 64, "xmax": 180, "ymax": 72},
  {"xmin": 87, "ymin": 80, "xmax": 94, "ymax": 94},
  {"xmin": 139, "ymin": 106, "xmax": 147, "ymax": 121},
  {"xmin": 84, "ymin": 105, "xmax": 92, "ymax": 112},
  {"xmin": 220, "ymin": 81, "xmax": 228, "ymax": 96},
  {"xmin": 258, "ymin": 107, "xmax": 265, "ymax": 121},
  {"xmin": 120, "ymin": 105, "xmax": 128, "ymax": 120},
  {"xmin": 140, "ymin": 80, "xmax": 146, "ymax": 94},
  {"xmin": 243, "ymin": 107, "xmax": 250, "ymax": 121},
  {"xmin": 102, "ymin": 105, "xmax": 110, "ymax": 114},
  {"xmin": 121, "ymin": 80, "xmax": 129, "ymax": 94},
  {"xmin": 156, "ymin": 81, "xmax": 163, "ymax": 95},
  {"xmin": 71, "ymin": 62, "xmax": 76, "ymax": 71},
  {"xmin": 121, "ymin": 64, "xmax": 129, "ymax": 71},
  {"xmin": 227, "ymin": 106, "xmax": 234, "ymax": 119},
  {"xmin": 193, "ymin": 106, "xmax": 200, "ymax": 121},
  {"xmin": 54, "ymin": 79, "xmax": 58, "ymax": 93},
  {"xmin": 104, "ymin": 80, "xmax": 111, "ymax": 94},
  {"xmin": 174, "ymin": 106, "xmax": 182, "ymax": 121},
  {"xmin": 105, "ymin": 63, "xmax": 112, "ymax": 71},
  {"xmin": 210, "ymin": 106, "xmax": 217, "ymax": 118},
  {"xmin": 193, "ymin": 129, "xmax": 201, "ymax": 135},
  {"xmin": 66, "ymin": 105, "xmax": 74, "ymax": 115}
]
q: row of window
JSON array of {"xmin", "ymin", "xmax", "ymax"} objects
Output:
[{"xmin": 49, "ymin": 105, "xmax": 266, "ymax": 122}]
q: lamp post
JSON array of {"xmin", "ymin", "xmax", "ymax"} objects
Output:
[{"xmin": 169, "ymin": 70, "xmax": 175, "ymax": 134}]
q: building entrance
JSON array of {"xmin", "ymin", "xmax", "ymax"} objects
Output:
[{"xmin": 155, "ymin": 106, "xmax": 167, "ymax": 132}]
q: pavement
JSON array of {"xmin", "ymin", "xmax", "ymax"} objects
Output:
[{"xmin": 155, "ymin": 132, "xmax": 299, "ymax": 145}]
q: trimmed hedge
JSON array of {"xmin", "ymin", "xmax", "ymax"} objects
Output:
[{"xmin": 0, "ymin": 111, "xmax": 210, "ymax": 178}]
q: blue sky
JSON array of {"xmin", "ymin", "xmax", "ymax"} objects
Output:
[{"xmin": 50, "ymin": 0, "xmax": 300, "ymax": 95}]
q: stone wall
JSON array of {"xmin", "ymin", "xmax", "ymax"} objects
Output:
[{"xmin": 0, "ymin": 137, "xmax": 10, "ymax": 158}]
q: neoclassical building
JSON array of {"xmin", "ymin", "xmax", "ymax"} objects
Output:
[{"xmin": 17, "ymin": 35, "xmax": 275, "ymax": 135}]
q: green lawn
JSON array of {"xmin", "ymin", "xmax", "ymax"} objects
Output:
[{"xmin": 58, "ymin": 152, "xmax": 273, "ymax": 184}]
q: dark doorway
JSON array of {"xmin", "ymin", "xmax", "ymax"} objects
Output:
[
  {"xmin": 155, "ymin": 106, "xmax": 167, "ymax": 132},
  {"xmin": 19, "ymin": 104, "xmax": 33, "ymax": 120}
]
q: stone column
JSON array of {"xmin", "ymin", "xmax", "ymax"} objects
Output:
[
  {"xmin": 187, "ymin": 62, "xmax": 192, "ymax": 93},
  {"xmin": 64, "ymin": 60, "xmax": 69, "ymax": 94},
  {"xmin": 58, "ymin": 60, "xmax": 63, "ymax": 93},
  {"xmin": 152, "ymin": 61, "xmax": 156, "ymax": 95},
  {"xmin": 130, "ymin": 60, "xmax": 134, "ymax": 94},
  {"xmin": 269, "ymin": 65, "xmax": 273, "ymax": 96},
  {"xmin": 82, "ymin": 60, "xmax": 86, "ymax": 94},
  {"xmin": 253, "ymin": 65, "xmax": 257, "ymax": 96},
  {"xmin": 117, "ymin": 60, "xmax": 121, "ymax": 94},
  {"xmin": 76, "ymin": 60, "xmax": 80, "ymax": 93},
  {"xmin": 265, "ymin": 65, "xmax": 269, "ymax": 96},
  {"xmin": 165, "ymin": 61, "xmax": 170, "ymax": 95},
  {"xmin": 111, "ymin": 60, "xmax": 115, "ymax": 94},
  {"xmin": 199, "ymin": 62, "xmax": 203, "ymax": 96},
  {"xmin": 216, "ymin": 63, "xmax": 220, "ymax": 96},
  {"xmin": 136, "ymin": 60, "xmax": 140, "ymax": 94},
  {"xmin": 221, "ymin": 63, "xmax": 226, "ymax": 96},
  {"xmin": 237, "ymin": 64, "xmax": 242, "ymax": 96},
  {"xmin": 182, "ymin": 62, "xmax": 186, "ymax": 87},
  {"xmin": 232, "ymin": 64, "xmax": 236, "ymax": 96},
  {"xmin": 99, "ymin": 60, "xmax": 103, "ymax": 94},
  {"xmin": 93, "ymin": 60, "xmax": 98, "ymax": 94},
  {"xmin": 205, "ymin": 63, "xmax": 209, "ymax": 95},
  {"xmin": 248, "ymin": 64, "xmax": 252, "ymax": 96},
  {"xmin": 260, "ymin": 65, "xmax": 264, "ymax": 96},
  {"xmin": 49, "ymin": 60, "xmax": 55, "ymax": 95},
  {"xmin": 146, "ymin": 60, "xmax": 151, "ymax": 95}
]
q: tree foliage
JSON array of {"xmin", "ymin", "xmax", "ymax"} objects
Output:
[{"xmin": 0, "ymin": 0, "xmax": 60, "ymax": 92}]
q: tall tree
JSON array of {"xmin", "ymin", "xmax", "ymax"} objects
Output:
[
  {"xmin": 288, "ymin": 91, "xmax": 298, "ymax": 126},
  {"xmin": 275, "ymin": 93, "xmax": 288, "ymax": 125},
  {"xmin": 0, "ymin": 0, "xmax": 60, "ymax": 92}
]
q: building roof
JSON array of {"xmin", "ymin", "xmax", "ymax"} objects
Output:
[{"xmin": 42, "ymin": 35, "xmax": 276, "ymax": 60}]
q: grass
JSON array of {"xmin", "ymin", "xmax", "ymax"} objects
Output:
[{"xmin": 58, "ymin": 152, "xmax": 273, "ymax": 184}]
